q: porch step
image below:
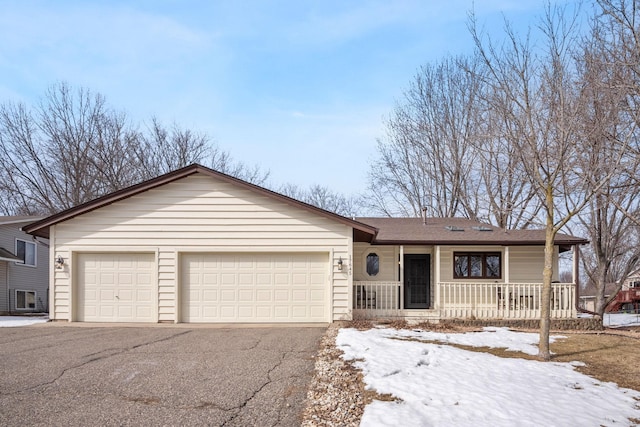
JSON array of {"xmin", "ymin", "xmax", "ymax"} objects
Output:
[{"xmin": 400, "ymin": 310, "xmax": 441, "ymax": 324}]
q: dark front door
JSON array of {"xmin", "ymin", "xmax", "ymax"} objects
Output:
[{"xmin": 404, "ymin": 254, "xmax": 430, "ymax": 309}]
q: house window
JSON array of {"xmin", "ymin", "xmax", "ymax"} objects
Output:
[
  {"xmin": 453, "ymin": 252, "xmax": 501, "ymax": 279},
  {"xmin": 366, "ymin": 253, "xmax": 379, "ymax": 276},
  {"xmin": 631, "ymin": 281, "xmax": 640, "ymax": 288},
  {"xmin": 16, "ymin": 290, "xmax": 36, "ymax": 310},
  {"xmin": 15, "ymin": 239, "xmax": 36, "ymax": 267}
]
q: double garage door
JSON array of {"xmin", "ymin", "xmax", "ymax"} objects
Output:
[{"xmin": 75, "ymin": 252, "xmax": 329, "ymax": 323}]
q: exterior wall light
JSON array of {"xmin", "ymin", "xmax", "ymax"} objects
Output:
[
  {"xmin": 55, "ymin": 255, "xmax": 64, "ymax": 270},
  {"xmin": 337, "ymin": 257, "xmax": 343, "ymax": 271}
]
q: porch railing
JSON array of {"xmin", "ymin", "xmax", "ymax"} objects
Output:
[
  {"xmin": 438, "ymin": 282, "xmax": 576, "ymax": 319},
  {"xmin": 353, "ymin": 281, "xmax": 402, "ymax": 317},
  {"xmin": 353, "ymin": 281, "xmax": 576, "ymax": 319}
]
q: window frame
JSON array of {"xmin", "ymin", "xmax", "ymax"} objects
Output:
[
  {"xmin": 15, "ymin": 290, "xmax": 36, "ymax": 310},
  {"xmin": 453, "ymin": 252, "xmax": 502, "ymax": 280},
  {"xmin": 15, "ymin": 238, "xmax": 36, "ymax": 267}
]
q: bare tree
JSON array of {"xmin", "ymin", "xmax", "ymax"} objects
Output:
[
  {"xmin": 0, "ymin": 83, "xmax": 130, "ymax": 213},
  {"xmin": 0, "ymin": 83, "xmax": 270, "ymax": 214},
  {"xmin": 278, "ymin": 183, "xmax": 362, "ymax": 217},
  {"xmin": 368, "ymin": 53, "xmax": 543, "ymax": 228},
  {"xmin": 574, "ymin": 0, "xmax": 640, "ymax": 318},
  {"xmin": 368, "ymin": 56, "xmax": 482, "ymax": 218},
  {"xmin": 470, "ymin": 3, "xmax": 634, "ymax": 359}
]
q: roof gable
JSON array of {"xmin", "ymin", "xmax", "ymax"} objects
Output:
[{"xmin": 23, "ymin": 164, "xmax": 378, "ymax": 239}]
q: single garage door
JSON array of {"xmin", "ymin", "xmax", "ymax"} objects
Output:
[
  {"xmin": 76, "ymin": 253, "xmax": 155, "ymax": 322},
  {"xmin": 181, "ymin": 252, "xmax": 329, "ymax": 323}
]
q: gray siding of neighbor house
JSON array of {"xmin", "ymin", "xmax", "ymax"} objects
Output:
[{"xmin": 0, "ymin": 223, "xmax": 49, "ymax": 313}]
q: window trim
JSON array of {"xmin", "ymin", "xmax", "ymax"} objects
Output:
[
  {"xmin": 14, "ymin": 238, "xmax": 36, "ymax": 267},
  {"xmin": 453, "ymin": 252, "xmax": 502, "ymax": 279},
  {"xmin": 15, "ymin": 289, "xmax": 37, "ymax": 310}
]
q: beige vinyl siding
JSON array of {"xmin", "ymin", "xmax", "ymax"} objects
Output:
[
  {"xmin": 508, "ymin": 246, "xmax": 559, "ymax": 283},
  {"xmin": 353, "ymin": 244, "xmax": 397, "ymax": 282},
  {"xmin": 353, "ymin": 244, "xmax": 434, "ymax": 282},
  {"xmin": 51, "ymin": 173, "xmax": 351, "ymax": 322}
]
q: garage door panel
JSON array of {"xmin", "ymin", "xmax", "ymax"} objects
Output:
[
  {"xmin": 202, "ymin": 289, "xmax": 218, "ymax": 301},
  {"xmin": 77, "ymin": 253, "xmax": 155, "ymax": 322},
  {"xmin": 221, "ymin": 289, "xmax": 236, "ymax": 301},
  {"xmin": 221, "ymin": 274, "xmax": 236, "ymax": 285},
  {"xmin": 181, "ymin": 252, "xmax": 328, "ymax": 323},
  {"xmin": 256, "ymin": 290, "xmax": 272, "ymax": 301}
]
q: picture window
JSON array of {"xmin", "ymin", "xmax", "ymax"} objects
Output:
[{"xmin": 454, "ymin": 252, "xmax": 501, "ymax": 279}]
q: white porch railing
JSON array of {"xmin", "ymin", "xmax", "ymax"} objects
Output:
[
  {"xmin": 438, "ymin": 282, "xmax": 576, "ymax": 319},
  {"xmin": 353, "ymin": 281, "xmax": 576, "ymax": 319},
  {"xmin": 353, "ymin": 281, "xmax": 403, "ymax": 317}
]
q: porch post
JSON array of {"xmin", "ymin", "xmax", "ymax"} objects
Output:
[
  {"xmin": 573, "ymin": 244, "xmax": 580, "ymax": 314},
  {"xmin": 504, "ymin": 246, "xmax": 510, "ymax": 283},
  {"xmin": 399, "ymin": 245, "xmax": 404, "ymax": 310},
  {"xmin": 434, "ymin": 245, "xmax": 440, "ymax": 310}
]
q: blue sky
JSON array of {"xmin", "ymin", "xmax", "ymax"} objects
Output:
[{"xmin": 0, "ymin": 0, "xmax": 574, "ymax": 195}]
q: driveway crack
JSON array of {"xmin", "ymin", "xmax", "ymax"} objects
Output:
[
  {"xmin": 222, "ymin": 349, "xmax": 288, "ymax": 427},
  {"xmin": 1, "ymin": 330, "xmax": 191, "ymax": 396}
]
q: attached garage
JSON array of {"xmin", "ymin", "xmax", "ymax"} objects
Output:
[
  {"xmin": 180, "ymin": 252, "xmax": 329, "ymax": 323},
  {"xmin": 24, "ymin": 164, "xmax": 377, "ymax": 324},
  {"xmin": 75, "ymin": 253, "xmax": 155, "ymax": 322}
]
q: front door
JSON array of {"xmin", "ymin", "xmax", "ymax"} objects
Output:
[{"xmin": 404, "ymin": 254, "xmax": 430, "ymax": 309}]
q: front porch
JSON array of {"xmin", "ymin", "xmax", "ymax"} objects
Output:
[{"xmin": 353, "ymin": 281, "xmax": 577, "ymax": 320}]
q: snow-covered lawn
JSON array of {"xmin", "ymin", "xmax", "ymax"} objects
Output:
[
  {"xmin": 0, "ymin": 315, "xmax": 48, "ymax": 327},
  {"xmin": 604, "ymin": 312, "xmax": 640, "ymax": 328},
  {"xmin": 337, "ymin": 327, "xmax": 640, "ymax": 427}
]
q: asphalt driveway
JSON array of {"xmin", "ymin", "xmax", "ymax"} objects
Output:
[{"xmin": 0, "ymin": 324, "xmax": 326, "ymax": 426}]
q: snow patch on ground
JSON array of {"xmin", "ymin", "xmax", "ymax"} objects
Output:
[
  {"xmin": 337, "ymin": 327, "xmax": 640, "ymax": 427},
  {"xmin": 0, "ymin": 316, "xmax": 48, "ymax": 327},
  {"xmin": 604, "ymin": 312, "xmax": 640, "ymax": 327}
]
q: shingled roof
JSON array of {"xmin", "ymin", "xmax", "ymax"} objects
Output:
[{"xmin": 356, "ymin": 217, "xmax": 588, "ymax": 248}]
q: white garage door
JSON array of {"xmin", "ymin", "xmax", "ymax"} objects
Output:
[
  {"xmin": 76, "ymin": 253, "xmax": 155, "ymax": 322},
  {"xmin": 181, "ymin": 253, "xmax": 329, "ymax": 323}
]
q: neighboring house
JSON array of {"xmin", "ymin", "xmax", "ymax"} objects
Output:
[
  {"xmin": 23, "ymin": 164, "xmax": 588, "ymax": 324},
  {"xmin": 0, "ymin": 216, "xmax": 49, "ymax": 314},
  {"xmin": 607, "ymin": 272, "xmax": 640, "ymax": 313}
]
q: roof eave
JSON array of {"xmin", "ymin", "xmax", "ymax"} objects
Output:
[{"xmin": 370, "ymin": 238, "xmax": 590, "ymax": 246}]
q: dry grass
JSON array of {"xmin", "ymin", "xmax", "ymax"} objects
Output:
[{"xmin": 551, "ymin": 329, "xmax": 640, "ymax": 391}]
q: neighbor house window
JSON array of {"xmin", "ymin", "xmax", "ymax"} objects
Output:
[
  {"xmin": 453, "ymin": 252, "xmax": 501, "ymax": 279},
  {"xmin": 16, "ymin": 290, "xmax": 36, "ymax": 310},
  {"xmin": 631, "ymin": 281, "xmax": 640, "ymax": 288},
  {"xmin": 15, "ymin": 239, "xmax": 36, "ymax": 267},
  {"xmin": 366, "ymin": 253, "xmax": 379, "ymax": 276}
]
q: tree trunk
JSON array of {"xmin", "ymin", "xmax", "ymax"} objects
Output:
[{"xmin": 539, "ymin": 191, "xmax": 555, "ymax": 361}]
